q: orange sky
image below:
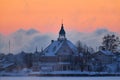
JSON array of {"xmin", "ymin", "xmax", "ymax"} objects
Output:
[{"xmin": 0, "ymin": 0, "xmax": 120, "ymax": 35}]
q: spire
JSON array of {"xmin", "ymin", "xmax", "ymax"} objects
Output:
[
  {"xmin": 59, "ymin": 24, "xmax": 65, "ymax": 35},
  {"xmin": 61, "ymin": 19, "xmax": 64, "ymax": 31},
  {"xmin": 35, "ymin": 46, "xmax": 38, "ymax": 53},
  {"xmin": 9, "ymin": 40, "xmax": 11, "ymax": 54},
  {"xmin": 58, "ymin": 22, "xmax": 66, "ymax": 41}
]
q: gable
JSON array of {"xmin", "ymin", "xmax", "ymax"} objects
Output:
[
  {"xmin": 55, "ymin": 41, "xmax": 74, "ymax": 56},
  {"xmin": 43, "ymin": 41, "xmax": 62, "ymax": 56}
]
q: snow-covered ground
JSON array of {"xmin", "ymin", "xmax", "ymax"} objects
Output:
[
  {"xmin": 0, "ymin": 77, "xmax": 120, "ymax": 80},
  {"xmin": 29, "ymin": 71, "xmax": 119, "ymax": 75},
  {"xmin": 0, "ymin": 71, "xmax": 28, "ymax": 76},
  {"xmin": 0, "ymin": 69, "xmax": 31, "ymax": 76}
]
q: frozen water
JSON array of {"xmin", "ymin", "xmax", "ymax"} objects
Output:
[{"xmin": 0, "ymin": 77, "xmax": 120, "ymax": 80}]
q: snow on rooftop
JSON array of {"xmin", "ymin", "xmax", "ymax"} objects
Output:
[
  {"xmin": 58, "ymin": 62, "xmax": 71, "ymax": 64},
  {"xmin": 67, "ymin": 40, "xmax": 78, "ymax": 55},
  {"xmin": 2, "ymin": 63, "xmax": 14, "ymax": 68},
  {"xmin": 43, "ymin": 40, "xmax": 78, "ymax": 56},
  {"xmin": 43, "ymin": 41, "xmax": 63, "ymax": 56},
  {"xmin": 100, "ymin": 50, "xmax": 114, "ymax": 56},
  {"xmin": 40, "ymin": 62, "xmax": 57, "ymax": 65}
]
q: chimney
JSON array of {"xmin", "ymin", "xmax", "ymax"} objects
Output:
[{"xmin": 51, "ymin": 40, "xmax": 54, "ymax": 43}]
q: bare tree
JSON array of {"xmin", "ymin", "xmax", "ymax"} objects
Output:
[{"xmin": 101, "ymin": 34, "xmax": 120, "ymax": 52}]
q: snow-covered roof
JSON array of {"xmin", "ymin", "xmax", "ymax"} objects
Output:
[
  {"xmin": 67, "ymin": 40, "xmax": 78, "ymax": 54},
  {"xmin": 2, "ymin": 63, "xmax": 14, "ymax": 68},
  {"xmin": 43, "ymin": 40, "xmax": 78, "ymax": 56},
  {"xmin": 117, "ymin": 57, "xmax": 120, "ymax": 61},
  {"xmin": 39, "ymin": 62, "xmax": 71, "ymax": 65},
  {"xmin": 99, "ymin": 50, "xmax": 114, "ymax": 56},
  {"xmin": 0, "ymin": 58, "xmax": 5, "ymax": 63},
  {"xmin": 58, "ymin": 62, "xmax": 71, "ymax": 64},
  {"xmin": 40, "ymin": 62, "xmax": 57, "ymax": 65}
]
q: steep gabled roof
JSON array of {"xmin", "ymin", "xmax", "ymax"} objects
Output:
[
  {"xmin": 100, "ymin": 50, "xmax": 114, "ymax": 56},
  {"xmin": 43, "ymin": 40, "xmax": 78, "ymax": 56},
  {"xmin": 95, "ymin": 50, "xmax": 114, "ymax": 56},
  {"xmin": 67, "ymin": 40, "xmax": 78, "ymax": 54}
]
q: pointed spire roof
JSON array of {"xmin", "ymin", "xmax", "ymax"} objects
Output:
[{"xmin": 59, "ymin": 23, "xmax": 66, "ymax": 35}]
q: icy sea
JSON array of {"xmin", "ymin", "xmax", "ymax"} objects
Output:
[{"xmin": 0, "ymin": 77, "xmax": 120, "ymax": 80}]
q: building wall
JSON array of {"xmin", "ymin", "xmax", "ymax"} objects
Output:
[
  {"xmin": 32, "ymin": 56, "xmax": 82, "ymax": 71},
  {"xmin": 94, "ymin": 52, "xmax": 114, "ymax": 64}
]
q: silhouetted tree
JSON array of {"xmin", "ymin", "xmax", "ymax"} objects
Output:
[
  {"xmin": 101, "ymin": 34, "xmax": 120, "ymax": 52},
  {"xmin": 76, "ymin": 40, "xmax": 94, "ymax": 55},
  {"xmin": 76, "ymin": 40, "xmax": 94, "ymax": 72},
  {"xmin": 76, "ymin": 40, "xmax": 83, "ymax": 53}
]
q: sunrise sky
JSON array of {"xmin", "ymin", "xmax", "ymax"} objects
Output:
[{"xmin": 0, "ymin": 0, "xmax": 120, "ymax": 35}]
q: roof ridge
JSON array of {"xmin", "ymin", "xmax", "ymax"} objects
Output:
[
  {"xmin": 67, "ymin": 40, "xmax": 78, "ymax": 55},
  {"xmin": 54, "ymin": 41, "xmax": 65, "ymax": 55}
]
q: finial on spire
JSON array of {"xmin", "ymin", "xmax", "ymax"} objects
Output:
[
  {"xmin": 61, "ymin": 19, "xmax": 63, "ymax": 25},
  {"xmin": 61, "ymin": 19, "xmax": 64, "ymax": 28}
]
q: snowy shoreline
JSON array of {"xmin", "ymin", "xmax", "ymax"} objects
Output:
[
  {"xmin": 28, "ymin": 71, "xmax": 120, "ymax": 76},
  {"xmin": 1, "ymin": 71, "xmax": 120, "ymax": 76}
]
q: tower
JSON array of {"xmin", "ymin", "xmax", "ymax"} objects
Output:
[
  {"xmin": 35, "ymin": 46, "xmax": 38, "ymax": 53},
  {"xmin": 9, "ymin": 40, "xmax": 11, "ymax": 54},
  {"xmin": 58, "ymin": 23, "xmax": 66, "ymax": 41}
]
